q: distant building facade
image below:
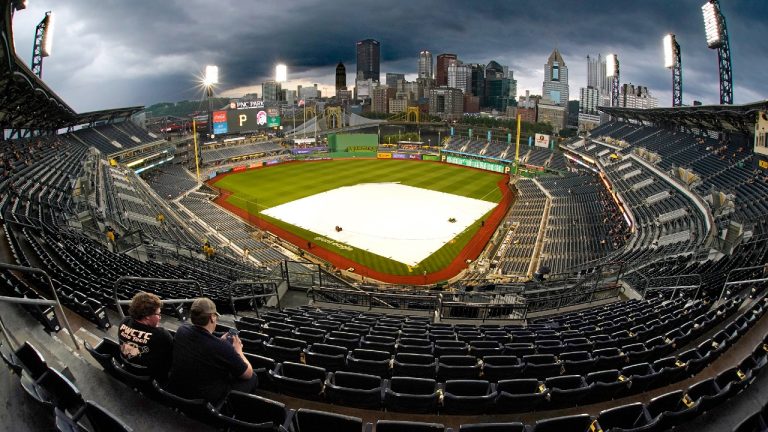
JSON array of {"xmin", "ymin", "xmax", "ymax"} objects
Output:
[
  {"xmin": 435, "ymin": 53, "xmax": 458, "ymax": 87},
  {"xmin": 262, "ymin": 80, "xmax": 282, "ymax": 102},
  {"xmin": 447, "ymin": 62, "xmax": 470, "ymax": 93},
  {"xmin": 621, "ymin": 84, "xmax": 658, "ymax": 109},
  {"xmin": 386, "ymin": 73, "xmax": 405, "ymax": 89},
  {"xmin": 372, "ymin": 86, "xmax": 396, "ymax": 113},
  {"xmin": 418, "ymin": 50, "xmax": 433, "ymax": 79},
  {"xmin": 356, "ymin": 39, "xmax": 380, "ymax": 82},
  {"xmin": 542, "ymin": 49, "xmax": 569, "ymax": 107},
  {"xmin": 429, "ymin": 87, "xmax": 464, "ymax": 120},
  {"xmin": 538, "ymin": 100, "xmax": 567, "ymax": 133},
  {"xmin": 335, "ymin": 62, "xmax": 347, "ymax": 93}
]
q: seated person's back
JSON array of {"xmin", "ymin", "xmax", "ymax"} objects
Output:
[
  {"xmin": 118, "ymin": 292, "xmax": 173, "ymax": 380},
  {"xmin": 166, "ymin": 297, "xmax": 255, "ymax": 403}
]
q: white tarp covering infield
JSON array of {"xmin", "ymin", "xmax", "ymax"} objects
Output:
[{"xmin": 262, "ymin": 183, "xmax": 496, "ymax": 266}]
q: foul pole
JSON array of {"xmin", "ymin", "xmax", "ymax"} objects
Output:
[
  {"xmin": 193, "ymin": 119, "xmax": 201, "ymax": 182},
  {"xmin": 514, "ymin": 114, "xmax": 521, "ymax": 175}
]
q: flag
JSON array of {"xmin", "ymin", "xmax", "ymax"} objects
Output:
[{"xmin": 298, "ymin": 99, "xmax": 305, "ymax": 107}]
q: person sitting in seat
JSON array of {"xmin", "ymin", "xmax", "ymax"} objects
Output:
[
  {"xmin": 166, "ymin": 298, "xmax": 257, "ymax": 404},
  {"xmin": 118, "ymin": 292, "xmax": 174, "ymax": 381}
]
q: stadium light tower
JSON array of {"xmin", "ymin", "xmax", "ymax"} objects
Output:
[
  {"xmin": 30, "ymin": 11, "xmax": 54, "ymax": 78},
  {"xmin": 276, "ymin": 64, "xmax": 287, "ymax": 83},
  {"xmin": 702, "ymin": 0, "xmax": 733, "ymax": 104},
  {"xmin": 606, "ymin": 53, "xmax": 620, "ymax": 108},
  {"xmin": 663, "ymin": 33, "xmax": 683, "ymax": 107}
]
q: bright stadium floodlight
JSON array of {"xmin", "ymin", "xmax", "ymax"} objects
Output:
[
  {"xmin": 606, "ymin": 54, "xmax": 617, "ymax": 77},
  {"xmin": 41, "ymin": 12, "xmax": 54, "ymax": 56},
  {"xmin": 204, "ymin": 65, "xmax": 219, "ymax": 86},
  {"xmin": 663, "ymin": 34, "xmax": 675, "ymax": 69},
  {"xmin": 276, "ymin": 64, "xmax": 287, "ymax": 83},
  {"xmin": 701, "ymin": 0, "xmax": 733, "ymax": 104},
  {"xmin": 702, "ymin": 1, "xmax": 722, "ymax": 48}
]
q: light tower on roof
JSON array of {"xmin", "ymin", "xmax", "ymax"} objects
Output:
[
  {"xmin": 663, "ymin": 34, "xmax": 683, "ymax": 107},
  {"xmin": 701, "ymin": 0, "xmax": 733, "ymax": 104}
]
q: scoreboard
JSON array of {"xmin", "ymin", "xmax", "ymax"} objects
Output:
[{"xmin": 211, "ymin": 107, "xmax": 281, "ymax": 135}]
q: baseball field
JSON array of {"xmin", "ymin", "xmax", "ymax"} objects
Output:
[{"xmin": 212, "ymin": 159, "xmax": 509, "ymax": 281}]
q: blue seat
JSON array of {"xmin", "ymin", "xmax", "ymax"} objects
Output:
[
  {"xmin": 597, "ymin": 402, "xmax": 655, "ymax": 432},
  {"xmin": 495, "ymin": 378, "xmax": 547, "ymax": 413},
  {"xmin": 442, "ymin": 380, "xmax": 496, "ymax": 415},
  {"xmin": 55, "ymin": 400, "xmax": 133, "ymax": 432},
  {"xmin": 292, "ymin": 408, "xmax": 371, "ymax": 432},
  {"xmin": 384, "ymin": 376, "xmax": 440, "ymax": 413},
  {"xmin": 325, "ymin": 371, "xmax": 384, "ymax": 409},
  {"xmin": 270, "ymin": 362, "xmax": 326, "ymax": 401}
]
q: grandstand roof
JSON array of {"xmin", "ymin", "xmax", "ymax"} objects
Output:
[
  {"xmin": 1, "ymin": 1, "xmax": 143, "ymax": 132},
  {"xmin": 599, "ymin": 100, "xmax": 768, "ymax": 135},
  {"xmin": 75, "ymin": 107, "xmax": 146, "ymax": 125},
  {"xmin": 1, "ymin": 0, "xmax": 78, "ymax": 130}
]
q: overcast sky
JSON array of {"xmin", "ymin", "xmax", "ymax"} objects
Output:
[{"xmin": 10, "ymin": 0, "xmax": 768, "ymax": 113}]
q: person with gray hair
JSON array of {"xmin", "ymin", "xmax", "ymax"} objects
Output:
[
  {"xmin": 165, "ymin": 297, "xmax": 256, "ymax": 404},
  {"xmin": 117, "ymin": 292, "xmax": 173, "ymax": 380}
]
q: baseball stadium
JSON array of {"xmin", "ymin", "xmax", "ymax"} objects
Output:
[{"xmin": 1, "ymin": 1, "xmax": 768, "ymax": 431}]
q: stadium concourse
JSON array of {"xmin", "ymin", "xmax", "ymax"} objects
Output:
[{"xmin": 2, "ymin": 0, "xmax": 768, "ymax": 430}]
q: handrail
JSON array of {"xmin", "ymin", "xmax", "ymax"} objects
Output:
[
  {"xmin": 113, "ymin": 276, "xmax": 203, "ymax": 320},
  {"xmin": 227, "ymin": 280, "xmax": 281, "ymax": 317},
  {"xmin": 309, "ymin": 286, "xmax": 438, "ymax": 312},
  {"xmin": 719, "ymin": 265, "xmax": 768, "ymax": 303},
  {"xmin": 0, "ymin": 263, "xmax": 80, "ymax": 351},
  {"xmin": 644, "ymin": 273, "xmax": 702, "ymax": 300}
]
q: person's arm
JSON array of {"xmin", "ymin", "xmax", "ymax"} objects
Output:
[{"xmin": 231, "ymin": 335, "xmax": 253, "ymax": 379}]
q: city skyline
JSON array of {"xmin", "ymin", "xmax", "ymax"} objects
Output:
[{"xmin": 9, "ymin": 0, "xmax": 767, "ymax": 112}]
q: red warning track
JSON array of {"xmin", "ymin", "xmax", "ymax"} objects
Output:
[{"xmin": 209, "ymin": 161, "xmax": 514, "ymax": 285}]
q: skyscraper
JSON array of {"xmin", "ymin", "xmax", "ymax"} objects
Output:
[
  {"xmin": 468, "ymin": 64, "xmax": 485, "ymax": 98},
  {"xmin": 386, "ymin": 73, "xmax": 405, "ymax": 89},
  {"xmin": 435, "ymin": 53, "xmax": 458, "ymax": 87},
  {"xmin": 335, "ymin": 62, "xmax": 347, "ymax": 93},
  {"xmin": 447, "ymin": 62, "xmax": 470, "ymax": 93},
  {"xmin": 356, "ymin": 39, "xmax": 380, "ymax": 82},
  {"xmin": 542, "ymin": 48, "xmax": 569, "ymax": 106},
  {"xmin": 418, "ymin": 50, "xmax": 433, "ymax": 79},
  {"xmin": 587, "ymin": 54, "xmax": 610, "ymax": 96}
]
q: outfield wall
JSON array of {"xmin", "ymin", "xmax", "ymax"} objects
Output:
[{"xmin": 328, "ymin": 133, "xmax": 378, "ymax": 152}]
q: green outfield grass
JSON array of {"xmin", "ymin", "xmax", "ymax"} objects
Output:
[{"xmin": 213, "ymin": 159, "xmax": 505, "ymax": 276}]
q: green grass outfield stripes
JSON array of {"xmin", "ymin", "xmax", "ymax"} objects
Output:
[{"xmin": 213, "ymin": 159, "xmax": 505, "ymax": 276}]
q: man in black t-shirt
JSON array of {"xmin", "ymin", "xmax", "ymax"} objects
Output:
[
  {"xmin": 118, "ymin": 292, "xmax": 174, "ymax": 381},
  {"xmin": 166, "ymin": 297, "xmax": 257, "ymax": 404}
]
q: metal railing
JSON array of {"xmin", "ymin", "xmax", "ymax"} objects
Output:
[
  {"xmin": 643, "ymin": 273, "xmax": 702, "ymax": 300},
  {"xmin": 0, "ymin": 263, "xmax": 80, "ymax": 350},
  {"xmin": 227, "ymin": 280, "xmax": 281, "ymax": 317},
  {"xmin": 719, "ymin": 265, "xmax": 768, "ymax": 303},
  {"xmin": 309, "ymin": 286, "xmax": 439, "ymax": 313},
  {"xmin": 113, "ymin": 277, "xmax": 204, "ymax": 320},
  {"xmin": 440, "ymin": 302, "xmax": 527, "ymax": 321}
]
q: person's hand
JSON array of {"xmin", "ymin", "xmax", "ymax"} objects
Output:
[{"xmin": 231, "ymin": 335, "xmax": 243, "ymax": 353}]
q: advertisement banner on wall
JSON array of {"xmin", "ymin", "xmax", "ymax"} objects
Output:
[
  {"xmin": 267, "ymin": 116, "xmax": 281, "ymax": 127},
  {"xmin": 377, "ymin": 152, "xmax": 393, "ymax": 159},
  {"xmin": 422, "ymin": 154, "xmax": 440, "ymax": 161},
  {"xmin": 535, "ymin": 133, "xmax": 550, "ymax": 148},
  {"xmin": 213, "ymin": 110, "xmax": 228, "ymax": 135},
  {"xmin": 392, "ymin": 153, "xmax": 420, "ymax": 160},
  {"xmin": 232, "ymin": 165, "xmax": 246, "ymax": 172}
]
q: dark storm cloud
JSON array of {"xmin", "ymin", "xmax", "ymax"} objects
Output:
[{"xmin": 10, "ymin": 0, "xmax": 767, "ymax": 112}]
